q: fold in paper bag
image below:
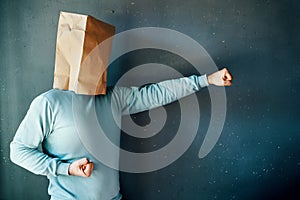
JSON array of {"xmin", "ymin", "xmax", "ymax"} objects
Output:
[{"xmin": 53, "ymin": 11, "xmax": 115, "ymax": 95}]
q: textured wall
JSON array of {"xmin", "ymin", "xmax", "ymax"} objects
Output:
[{"xmin": 0, "ymin": 0, "xmax": 299, "ymax": 199}]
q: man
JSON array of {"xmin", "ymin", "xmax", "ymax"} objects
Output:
[
  {"xmin": 10, "ymin": 12, "xmax": 233, "ymax": 200},
  {"xmin": 10, "ymin": 68, "xmax": 232, "ymax": 200}
]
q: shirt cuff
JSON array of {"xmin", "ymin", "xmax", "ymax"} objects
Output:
[
  {"xmin": 198, "ymin": 74, "xmax": 209, "ymax": 88},
  {"xmin": 56, "ymin": 162, "xmax": 70, "ymax": 176}
]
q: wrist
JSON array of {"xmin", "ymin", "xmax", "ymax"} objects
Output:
[
  {"xmin": 207, "ymin": 74, "xmax": 212, "ymax": 85},
  {"xmin": 68, "ymin": 163, "xmax": 73, "ymax": 176},
  {"xmin": 57, "ymin": 162, "xmax": 71, "ymax": 176},
  {"xmin": 198, "ymin": 74, "xmax": 209, "ymax": 87}
]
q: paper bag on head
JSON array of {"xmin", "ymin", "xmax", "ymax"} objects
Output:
[{"xmin": 53, "ymin": 11, "xmax": 115, "ymax": 95}]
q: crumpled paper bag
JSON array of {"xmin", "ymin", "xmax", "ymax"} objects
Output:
[{"xmin": 53, "ymin": 11, "xmax": 115, "ymax": 95}]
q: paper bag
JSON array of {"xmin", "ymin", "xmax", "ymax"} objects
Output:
[{"xmin": 53, "ymin": 11, "xmax": 115, "ymax": 95}]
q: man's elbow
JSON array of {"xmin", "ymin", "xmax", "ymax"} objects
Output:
[{"xmin": 10, "ymin": 141, "xmax": 20, "ymax": 164}]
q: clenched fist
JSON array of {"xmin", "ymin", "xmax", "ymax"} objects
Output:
[
  {"xmin": 207, "ymin": 68, "xmax": 233, "ymax": 86},
  {"xmin": 68, "ymin": 158, "xmax": 94, "ymax": 177}
]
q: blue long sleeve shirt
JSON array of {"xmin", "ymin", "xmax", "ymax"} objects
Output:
[{"xmin": 10, "ymin": 75, "xmax": 209, "ymax": 200}]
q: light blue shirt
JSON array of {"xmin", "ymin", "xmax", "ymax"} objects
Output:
[{"xmin": 10, "ymin": 75, "xmax": 209, "ymax": 200}]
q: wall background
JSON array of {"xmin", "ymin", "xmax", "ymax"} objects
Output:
[{"xmin": 0, "ymin": 0, "xmax": 299, "ymax": 199}]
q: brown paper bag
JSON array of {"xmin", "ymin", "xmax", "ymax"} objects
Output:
[{"xmin": 53, "ymin": 11, "xmax": 115, "ymax": 95}]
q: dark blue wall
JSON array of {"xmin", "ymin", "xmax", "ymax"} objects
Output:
[{"xmin": 1, "ymin": 0, "xmax": 299, "ymax": 199}]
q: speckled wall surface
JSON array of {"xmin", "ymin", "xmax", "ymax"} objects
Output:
[{"xmin": 0, "ymin": 0, "xmax": 299, "ymax": 199}]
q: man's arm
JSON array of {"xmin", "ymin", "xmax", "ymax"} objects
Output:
[
  {"xmin": 114, "ymin": 68, "xmax": 232, "ymax": 115},
  {"xmin": 10, "ymin": 95, "xmax": 93, "ymax": 178},
  {"xmin": 10, "ymin": 96, "xmax": 70, "ymax": 177}
]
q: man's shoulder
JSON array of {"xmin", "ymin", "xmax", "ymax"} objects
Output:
[
  {"xmin": 31, "ymin": 89, "xmax": 73, "ymax": 108},
  {"xmin": 38, "ymin": 89, "xmax": 72, "ymax": 99}
]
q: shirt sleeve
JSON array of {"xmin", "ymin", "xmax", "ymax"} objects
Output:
[
  {"xmin": 10, "ymin": 95, "xmax": 70, "ymax": 177},
  {"xmin": 114, "ymin": 74, "xmax": 209, "ymax": 115}
]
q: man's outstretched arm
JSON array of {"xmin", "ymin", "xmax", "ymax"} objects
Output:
[{"xmin": 114, "ymin": 68, "xmax": 232, "ymax": 115}]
